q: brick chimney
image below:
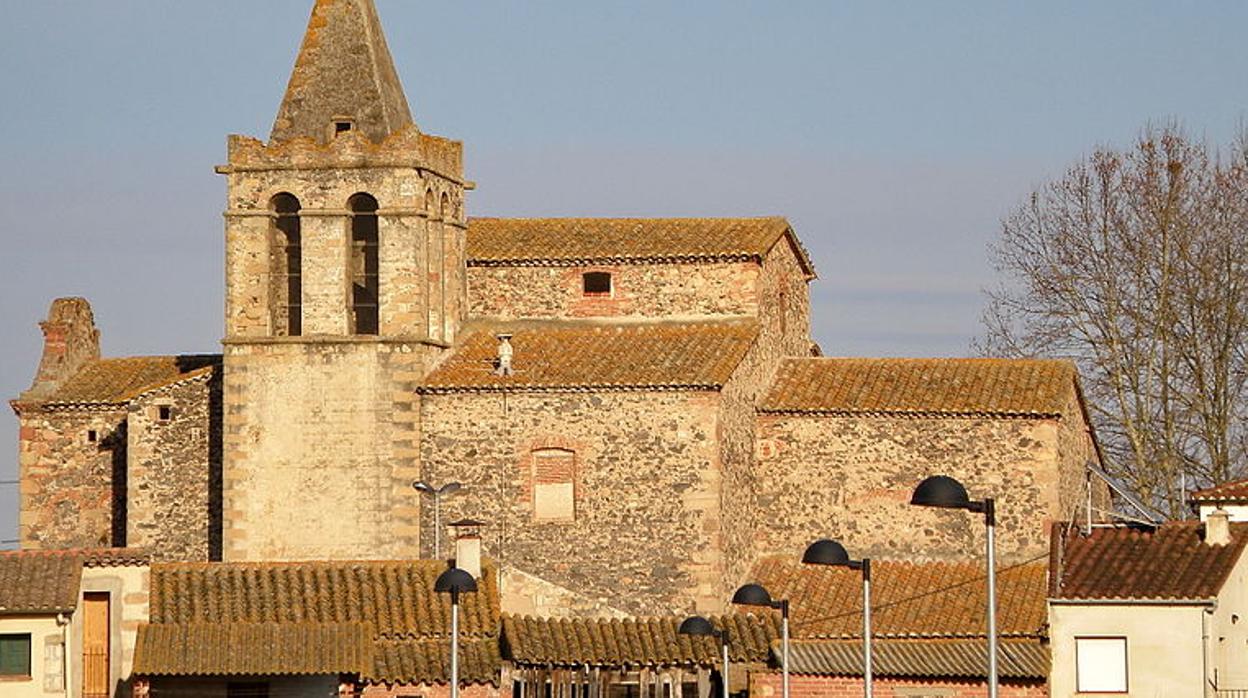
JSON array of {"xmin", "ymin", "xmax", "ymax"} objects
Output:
[
  {"xmin": 450, "ymin": 519, "xmax": 485, "ymax": 578},
  {"xmin": 1207, "ymin": 508, "xmax": 1231, "ymax": 546},
  {"xmin": 22, "ymin": 298, "xmax": 100, "ymax": 400}
]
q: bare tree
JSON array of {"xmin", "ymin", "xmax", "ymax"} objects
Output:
[{"xmin": 981, "ymin": 124, "xmax": 1248, "ymax": 517}]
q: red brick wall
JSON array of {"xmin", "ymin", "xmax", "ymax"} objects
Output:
[{"xmin": 750, "ymin": 673, "xmax": 1047, "ymax": 698}]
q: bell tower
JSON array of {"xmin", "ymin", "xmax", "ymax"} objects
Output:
[{"xmin": 216, "ymin": 0, "xmax": 466, "ymax": 561}]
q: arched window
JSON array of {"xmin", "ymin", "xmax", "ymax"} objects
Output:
[
  {"xmin": 269, "ymin": 193, "xmax": 302, "ymax": 336},
  {"xmin": 440, "ymin": 192, "xmax": 450, "ymax": 221},
  {"xmin": 532, "ymin": 448, "xmax": 575, "ymax": 521},
  {"xmin": 348, "ymin": 193, "xmax": 380, "ymax": 335},
  {"xmin": 425, "ymin": 187, "xmax": 435, "ymax": 214}
]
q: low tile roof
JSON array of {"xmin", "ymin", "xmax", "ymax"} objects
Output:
[
  {"xmin": 42, "ymin": 355, "xmax": 220, "ymax": 406},
  {"xmin": 759, "ymin": 358, "xmax": 1076, "ymax": 417},
  {"xmin": 1050, "ymin": 522, "xmax": 1248, "ymax": 601},
  {"xmin": 421, "ymin": 320, "xmax": 758, "ymax": 392},
  {"xmin": 501, "ymin": 614, "xmax": 779, "ymax": 667},
  {"xmin": 785, "ymin": 638, "xmax": 1048, "ymax": 681},
  {"xmin": 751, "ymin": 557, "xmax": 1048, "ymax": 639},
  {"xmin": 1191, "ymin": 479, "xmax": 1248, "ymax": 504},
  {"xmin": 139, "ymin": 559, "xmax": 502, "ymax": 684},
  {"xmin": 466, "ymin": 217, "xmax": 814, "ymax": 275},
  {"xmin": 0, "ymin": 550, "xmax": 83, "ymax": 615}
]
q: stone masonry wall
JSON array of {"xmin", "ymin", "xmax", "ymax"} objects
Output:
[
  {"xmin": 1056, "ymin": 388, "xmax": 1111, "ymax": 522},
  {"xmin": 222, "ymin": 340, "xmax": 434, "ymax": 561},
  {"xmin": 17, "ymin": 407, "xmax": 127, "ymax": 549},
  {"xmin": 126, "ymin": 373, "xmax": 221, "ymax": 562},
  {"xmin": 467, "ymin": 262, "xmax": 760, "ymax": 320},
  {"xmin": 752, "ymin": 414, "xmax": 1061, "ymax": 565},
  {"xmin": 419, "ymin": 389, "xmax": 723, "ymax": 616}
]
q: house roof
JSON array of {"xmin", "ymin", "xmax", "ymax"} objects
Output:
[
  {"xmin": 501, "ymin": 614, "xmax": 779, "ymax": 667},
  {"xmin": 466, "ymin": 217, "xmax": 814, "ymax": 275},
  {"xmin": 1190, "ymin": 479, "xmax": 1248, "ymax": 504},
  {"xmin": 421, "ymin": 319, "xmax": 759, "ymax": 393},
  {"xmin": 1050, "ymin": 522, "xmax": 1248, "ymax": 601},
  {"xmin": 138, "ymin": 559, "xmax": 501, "ymax": 684},
  {"xmin": 759, "ymin": 357, "xmax": 1076, "ymax": 417},
  {"xmin": 40, "ymin": 355, "xmax": 219, "ymax": 407},
  {"xmin": 0, "ymin": 548, "xmax": 150, "ymax": 615},
  {"xmin": 750, "ymin": 556, "xmax": 1048, "ymax": 639},
  {"xmin": 785, "ymin": 638, "xmax": 1048, "ymax": 681}
]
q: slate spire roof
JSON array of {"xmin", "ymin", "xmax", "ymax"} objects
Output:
[{"xmin": 271, "ymin": 0, "xmax": 415, "ymax": 144}]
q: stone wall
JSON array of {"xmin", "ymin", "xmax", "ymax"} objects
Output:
[
  {"xmin": 126, "ymin": 372, "xmax": 221, "ymax": 562},
  {"xmin": 466, "ymin": 262, "xmax": 760, "ymax": 320},
  {"xmin": 419, "ymin": 389, "xmax": 724, "ymax": 616},
  {"xmin": 752, "ymin": 413, "xmax": 1063, "ymax": 564},
  {"xmin": 222, "ymin": 340, "xmax": 434, "ymax": 561},
  {"xmin": 16, "ymin": 407, "xmax": 127, "ymax": 549}
]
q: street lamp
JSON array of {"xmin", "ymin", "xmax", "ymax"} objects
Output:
[
  {"xmin": 910, "ymin": 475, "xmax": 998, "ymax": 698},
  {"xmin": 435, "ymin": 567, "xmax": 478, "ymax": 698},
  {"xmin": 413, "ymin": 480, "xmax": 464, "ymax": 559},
  {"xmin": 679, "ymin": 616, "xmax": 730, "ymax": 698},
  {"xmin": 732, "ymin": 584, "xmax": 789, "ymax": 698},
  {"xmin": 802, "ymin": 540, "xmax": 872, "ymax": 698}
]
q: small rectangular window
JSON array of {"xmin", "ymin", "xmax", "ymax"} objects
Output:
[
  {"xmin": 86, "ymin": 430, "xmax": 98, "ymax": 444},
  {"xmin": 157, "ymin": 405, "xmax": 173, "ymax": 422},
  {"xmin": 1076, "ymin": 637, "xmax": 1128, "ymax": 692},
  {"xmin": 583, "ymin": 272, "xmax": 612, "ymax": 297},
  {"xmin": 0, "ymin": 634, "xmax": 32, "ymax": 677}
]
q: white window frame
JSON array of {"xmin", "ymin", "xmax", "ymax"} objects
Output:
[{"xmin": 1075, "ymin": 636, "xmax": 1128, "ymax": 693}]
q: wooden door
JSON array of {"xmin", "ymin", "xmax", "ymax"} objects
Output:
[{"xmin": 82, "ymin": 592, "xmax": 110, "ymax": 698}]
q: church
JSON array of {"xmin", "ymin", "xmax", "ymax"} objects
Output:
[{"xmin": 7, "ymin": 5, "xmax": 1104, "ymax": 693}]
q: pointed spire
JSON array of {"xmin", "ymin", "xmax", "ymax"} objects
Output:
[{"xmin": 271, "ymin": 0, "xmax": 415, "ymax": 144}]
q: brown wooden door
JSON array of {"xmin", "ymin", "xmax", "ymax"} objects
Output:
[{"xmin": 82, "ymin": 592, "xmax": 110, "ymax": 698}]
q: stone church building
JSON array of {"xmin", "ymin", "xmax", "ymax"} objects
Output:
[{"xmin": 11, "ymin": 0, "xmax": 1103, "ymax": 619}]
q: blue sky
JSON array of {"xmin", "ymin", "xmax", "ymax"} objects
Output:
[{"xmin": 1, "ymin": 1, "xmax": 1246, "ymax": 546}]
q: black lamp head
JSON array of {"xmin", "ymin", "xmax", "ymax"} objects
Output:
[
  {"xmin": 802, "ymin": 539, "xmax": 852, "ymax": 567},
  {"xmin": 910, "ymin": 475, "xmax": 972, "ymax": 509},
  {"xmin": 434, "ymin": 567, "xmax": 478, "ymax": 594},
  {"xmin": 731, "ymin": 583, "xmax": 774, "ymax": 608},
  {"xmin": 678, "ymin": 616, "xmax": 717, "ymax": 637}
]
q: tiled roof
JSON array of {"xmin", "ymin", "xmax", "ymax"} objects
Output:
[
  {"xmin": 0, "ymin": 550, "xmax": 83, "ymax": 615},
  {"xmin": 421, "ymin": 320, "xmax": 758, "ymax": 392},
  {"xmin": 1050, "ymin": 522, "xmax": 1248, "ymax": 601},
  {"xmin": 140, "ymin": 560, "xmax": 502, "ymax": 684},
  {"xmin": 751, "ymin": 557, "xmax": 1048, "ymax": 639},
  {"xmin": 133, "ymin": 623, "xmax": 374, "ymax": 677},
  {"xmin": 1191, "ymin": 479, "xmax": 1248, "ymax": 503},
  {"xmin": 43, "ymin": 355, "xmax": 220, "ymax": 406},
  {"xmin": 786, "ymin": 638, "xmax": 1048, "ymax": 680},
  {"xmin": 760, "ymin": 358, "xmax": 1076, "ymax": 417},
  {"xmin": 501, "ymin": 614, "xmax": 779, "ymax": 667},
  {"xmin": 466, "ymin": 217, "xmax": 813, "ymax": 275}
]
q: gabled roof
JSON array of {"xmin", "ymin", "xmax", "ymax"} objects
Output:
[
  {"xmin": 750, "ymin": 556, "xmax": 1048, "ymax": 639},
  {"xmin": 271, "ymin": 0, "xmax": 414, "ymax": 143},
  {"xmin": 760, "ymin": 357, "xmax": 1076, "ymax": 417},
  {"xmin": 39, "ymin": 355, "xmax": 219, "ymax": 407},
  {"xmin": 501, "ymin": 614, "xmax": 778, "ymax": 667},
  {"xmin": 0, "ymin": 548, "xmax": 149, "ymax": 615},
  {"xmin": 421, "ymin": 319, "xmax": 758, "ymax": 393},
  {"xmin": 1190, "ymin": 479, "xmax": 1248, "ymax": 504},
  {"xmin": 1050, "ymin": 522, "xmax": 1248, "ymax": 602},
  {"xmin": 786, "ymin": 638, "xmax": 1048, "ymax": 681},
  {"xmin": 138, "ymin": 559, "xmax": 502, "ymax": 684},
  {"xmin": 466, "ymin": 217, "xmax": 814, "ymax": 275}
]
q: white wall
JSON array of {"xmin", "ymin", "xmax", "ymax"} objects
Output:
[
  {"xmin": 0, "ymin": 614, "xmax": 67, "ymax": 698},
  {"xmin": 1198, "ymin": 504, "xmax": 1248, "ymax": 522}
]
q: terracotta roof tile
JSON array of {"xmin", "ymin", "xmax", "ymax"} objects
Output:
[
  {"xmin": 751, "ymin": 557, "xmax": 1048, "ymax": 639},
  {"xmin": 43, "ymin": 355, "xmax": 220, "ymax": 406},
  {"xmin": 373, "ymin": 637, "xmax": 501, "ymax": 684},
  {"xmin": 0, "ymin": 550, "xmax": 84, "ymax": 615},
  {"xmin": 1051, "ymin": 522, "xmax": 1248, "ymax": 601},
  {"xmin": 422, "ymin": 320, "xmax": 758, "ymax": 392},
  {"xmin": 786, "ymin": 638, "xmax": 1048, "ymax": 680},
  {"xmin": 133, "ymin": 622, "xmax": 374, "ymax": 677},
  {"xmin": 502, "ymin": 614, "xmax": 778, "ymax": 667},
  {"xmin": 1191, "ymin": 479, "xmax": 1248, "ymax": 503},
  {"xmin": 466, "ymin": 217, "xmax": 813, "ymax": 275},
  {"xmin": 760, "ymin": 358, "xmax": 1076, "ymax": 417}
]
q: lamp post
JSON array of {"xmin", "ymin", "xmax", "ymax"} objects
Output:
[
  {"xmin": 435, "ymin": 567, "xmax": 478, "ymax": 698},
  {"xmin": 910, "ymin": 475, "xmax": 997, "ymax": 698},
  {"xmin": 679, "ymin": 616, "xmax": 730, "ymax": 698},
  {"xmin": 802, "ymin": 540, "xmax": 872, "ymax": 698},
  {"xmin": 732, "ymin": 584, "xmax": 789, "ymax": 698},
  {"xmin": 413, "ymin": 480, "xmax": 463, "ymax": 559}
]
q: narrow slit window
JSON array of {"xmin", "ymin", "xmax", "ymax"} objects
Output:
[
  {"xmin": 583, "ymin": 272, "xmax": 612, "ymax": 297},
  {"xmin": 269, "ymin": 193, "xmax": 302, "ymax": 337},
  {"xmin": 349, "ymin": 193, "xmax": 380, "ymax": 335},
  {"xmin": 158, "ymin": 405, "xmax": 173, "ymax": 422},
  {"xmin": 86, "ymin": 430, "xmax": 98, "ymax": 444}
]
